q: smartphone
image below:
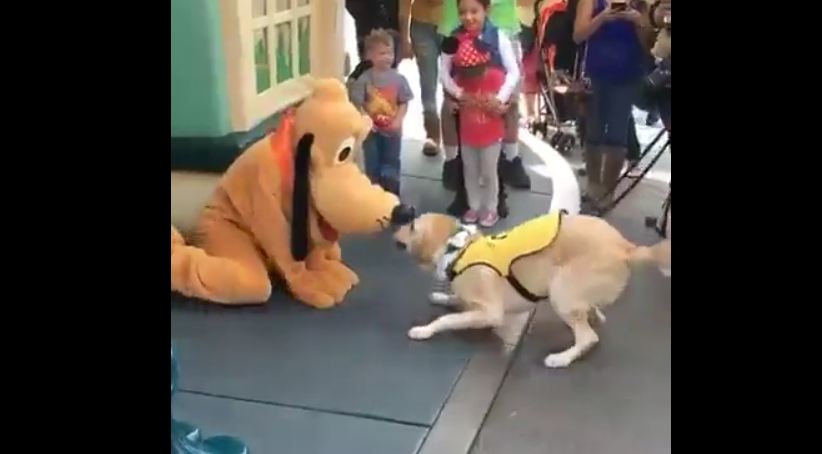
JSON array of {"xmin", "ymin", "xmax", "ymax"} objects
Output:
[{"xmin": 610, "ymin": 0, "xmax": 628, "ymax": 12}]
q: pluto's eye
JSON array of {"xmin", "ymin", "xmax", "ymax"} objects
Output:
[
  {"xmin": 338, "ymin": 147, "xmax": 351, "ymax": 162},
  {"xmin": 335, "ymin": 137, "xmax": 355, "ymax": 164}
]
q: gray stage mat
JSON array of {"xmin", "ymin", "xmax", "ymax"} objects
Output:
[
  {"xmin": 171, "ymin": 177, "xmax": 551, "ymax": 425},
  {"xmin": 174, "ymin": 391, "xmax": 428, "ymax": 454}
]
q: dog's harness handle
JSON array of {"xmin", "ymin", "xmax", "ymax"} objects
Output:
[{"xmin": 436, "ymin": 223, "xmax": 478, "ymax": 282}]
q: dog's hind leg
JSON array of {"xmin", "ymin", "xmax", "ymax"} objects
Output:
[
  {"xmin": 544, "ymin": 309, "xmax": 599, "ymax": 368},
  {"xmin": 408, "ymin": 309, "xmax": 503, "ymax": 340},
  {"xmin": 543, "ymin": 261, "xmax": 624, "ymax": 368},
  {"xmin": 591, "ymin": 307, "xmax": 606, "ymax": 324}
]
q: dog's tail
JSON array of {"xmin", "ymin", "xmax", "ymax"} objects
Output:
[{"xmin": 627, "ymin": 239, "xmax": 671, "ymax": 276}]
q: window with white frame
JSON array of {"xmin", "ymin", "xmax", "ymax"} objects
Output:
[{"xmin": 252, "ymin": 0, "xmax": 312, "ymax": 94}]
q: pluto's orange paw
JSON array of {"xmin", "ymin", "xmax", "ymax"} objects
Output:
[{"xmin": 285, "ymin": 263, "xmax": 336, "ymax": 309}]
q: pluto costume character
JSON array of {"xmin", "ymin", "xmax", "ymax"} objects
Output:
[{"xmin": 171, "ymin": 79, "xmax": 415, "ymax": 309}]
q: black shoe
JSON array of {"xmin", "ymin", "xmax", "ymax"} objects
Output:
[
  {"xmin": 497, "ymin": 193, "xmax": 509, "ymax": 218},
  {"xmin": 500, "ymin": 156, "xmax": 531, "ymax": 189},
  {"xmin": 496, "ymin": 169, "xmax": 509, "ymax": 218},
  {"xmin": 442, "ymin": 158, "xmax": 461, "ymax": 191},
  {"xmin": 447, "ymin": 186, "xmax": 469, "ymax": 217}
]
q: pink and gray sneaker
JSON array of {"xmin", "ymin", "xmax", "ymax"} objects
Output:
[
  {"xmin": 479, "ymin": 211, "xmax": 499, "ymax": 228},
  {"xmin": 462, "ymin": 209, "xmax": 479, "ymax": 224}
]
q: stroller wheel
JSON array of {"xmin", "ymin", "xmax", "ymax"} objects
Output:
[
  {"xmin": 558, "ymin": 135, "xmax": 576, "ymax": 154},
  {"xmin": 531, "ymin": 122, "xmax": 545, "ymax": 138},
  {"xmin": 550, "ymin": 132, "xmax": 563, "ymax": 148}
]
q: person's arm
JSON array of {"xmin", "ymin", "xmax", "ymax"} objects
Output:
[
  {"xmin": 398, "ymin": 0, "xmax": 414, "ymax": 59},
  {"xmin": 495, "ymin": 30, "xmax": 521, "ymax": 104},
  {"xmin": 621, "ymin": 5, "xmax": 655, "ymax": 49},
  {"xmin": 390, "ymin": 75, "xmax": 414, "ymax": 131},
  {"xmin": 439, "ymin": 53, "xmax": 464, "ymax": 99},
  {"xmin": 573, "ymin": 0, "xmax": 616, "ymax": 44},
  {"xmin": 390, "ymin": 103, "xmax": 409, "ymax": 132}
]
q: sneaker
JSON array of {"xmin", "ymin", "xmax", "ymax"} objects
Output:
[
  {"xmin": 500, "ymin": 156, "xmax": 531, "ymax": 189},
  {"xmin": 462, "ymin": 209, "xmax": 479, "ymax": 224},
  {"xmin": 423, "ymin": 139, "xmax": 440, "ymax": 157},
  {"xmin": 479, "ymin": 211, "xmax": 499, "ymax": 228}
]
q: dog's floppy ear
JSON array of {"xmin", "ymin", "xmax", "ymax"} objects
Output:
[
  {"xmin": 291, "ymin": 133, "xmax": 313, "ymax": 261},
  {"xmin": 415, "ymin": 215, "xmax": 457, "ymax": 264}
]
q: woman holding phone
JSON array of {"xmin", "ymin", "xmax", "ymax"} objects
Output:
[{"xmin": 573, "ymin": 0, "xmax": 652, "ymax": 208}]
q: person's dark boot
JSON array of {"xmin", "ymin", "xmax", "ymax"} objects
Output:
[
  {"xmin": 446, "ymin": 156, "xmax": 469, "ymax": 217},
  {"xmin": 583, "ymin": 146, "xmax": 603, "ymax": 200},
  {"xmin": 580, "ymin": 145, "xmax": 603, "ymax": 214},
  {"xmin": 447, "ymin": 187, "xmax": 469, "ymax": 217},
  {"xmin": 423, "ymin": 112, "xmax": 441, "ymax": 157},
  {"xmin": 500, "ymin": 155, "xmax": 531, "ymax": 189},
  {"xmin": 442, "ymin": 157, "xmax": 461, "ymax": 191},
  {"xmin": 497, "ymin": 174, "xmax": 509, "ymax": 218},
  {"xmin": 599, "ymin": 147, "xmax": 627, "ymax": 207}
]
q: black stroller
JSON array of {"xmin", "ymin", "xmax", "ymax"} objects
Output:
[{"xmin": 528, "ymin": 0, "xmax": 587, "ymax": 156}]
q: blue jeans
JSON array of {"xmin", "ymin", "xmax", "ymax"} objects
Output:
[
  {"xmin": 586, "ymin": 78, "xmax": 639, "ymax": 149},
  {"xmin": 363, "ymin": 131, "xmax": 402, "ymax": 195},
  {"xmin": 410, "ymin": 20, "xmax": 441, "ymax": 115}
]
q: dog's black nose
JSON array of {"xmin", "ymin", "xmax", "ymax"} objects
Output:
[
  {"xmin": 395, "ymin": 241, "xmax": 407, "ymax": 251},
  {"xmin": 390, "ymin": 204, "xmax": 416, "ymax": 226}
]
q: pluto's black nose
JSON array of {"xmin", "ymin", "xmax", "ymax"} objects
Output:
[
  {"xmin": 395, "ymin": 241, "xmax": 407, "ymax": 251},
  {"xmin": 390, "ymin": 204, "xmax": 416, "ymax": 226}
]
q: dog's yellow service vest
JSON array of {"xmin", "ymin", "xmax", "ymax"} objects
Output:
[{"xmin": 448, "ymin": 211, "xmax": 565, "ymax": 301}]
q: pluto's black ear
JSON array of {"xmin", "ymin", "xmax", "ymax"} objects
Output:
[
  {"xmin": 442, "ymin": 36, "xmax": 459, "ymax": 55},
  {"xmin": 291, "ymin": 133, "xmax": 313, "ymax": 261},
  {"xmin": 347, "ymin": 59, "xmax": 373, "ymax": 82}
]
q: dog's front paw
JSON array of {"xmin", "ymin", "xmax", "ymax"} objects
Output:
[
  {"xmin": 544, "ymin": 352, "xmax": 574, "ymax": 369},
  {"xmin": 408, "ymin": 326, "xmax": 434, "ymax": 340}
]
